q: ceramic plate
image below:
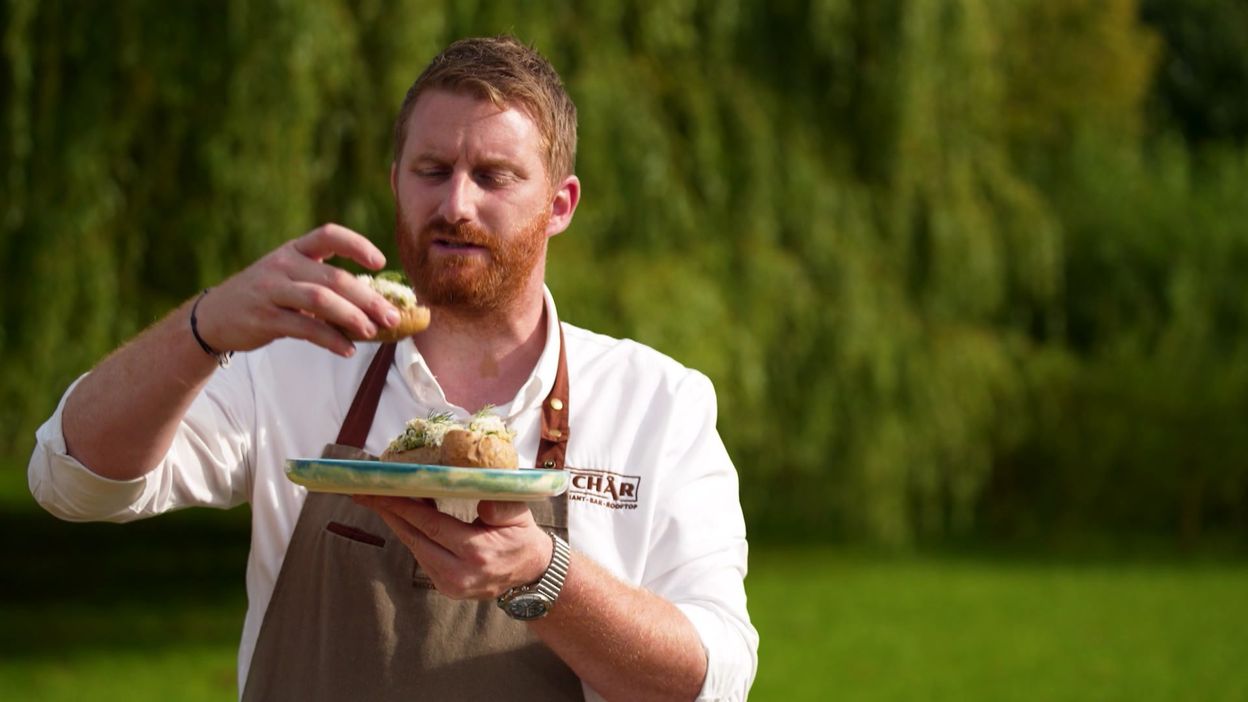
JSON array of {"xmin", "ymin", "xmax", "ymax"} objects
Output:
[{"xmin": 285, "ymin": 458, "xmax": 569, "ymax": 501}]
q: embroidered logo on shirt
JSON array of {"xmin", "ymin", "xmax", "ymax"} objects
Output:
[{"xmin": 567, "ymin": 469, "xmax": 641, "ymax": 510}]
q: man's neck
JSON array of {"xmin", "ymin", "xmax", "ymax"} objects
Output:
[{"xmin": 412, "ymin": 285, "xmax": 548, "ymax": 413}]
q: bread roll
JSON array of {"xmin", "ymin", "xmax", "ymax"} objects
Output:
[
  {"xmin": 380, "ymin": 444, "xmax": 440, "ymax": 464},
  {"xmin": 345, "ymin": 273, "xmax": 431, "ymax": 341},
  {"xmin": 369, "ymin": 304, "xmax": 431, "ymax": 342},
  {"xmin": 439, "ymin": 429, "xmax": 519, "ymax": 469}
]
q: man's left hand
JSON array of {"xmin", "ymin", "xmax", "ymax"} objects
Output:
[{"xmin": 354, "ymin": 496, "xmax": 554, "ymax": 599}]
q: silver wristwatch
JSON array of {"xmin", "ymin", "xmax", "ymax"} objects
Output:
[{"xmin": 497, "ymin": 531, "xmax": 570, "ymax": 621}]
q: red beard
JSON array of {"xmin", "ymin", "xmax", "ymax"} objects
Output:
[{"xmin": 397, "ymin": 208, "xmax": 549, "ymax": 315}]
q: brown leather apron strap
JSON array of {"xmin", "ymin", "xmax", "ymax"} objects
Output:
[
  {"xmin": 536, "ymin": 324, "xmax": 570, "ymax": 469},
  {"xmin": 334, "ymin": 342, "xmax": 397, "ymax": 449}
]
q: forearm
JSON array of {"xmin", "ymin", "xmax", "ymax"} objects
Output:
[
  {"xmin": 530, "ymin": 552, "xmax": 707, "ymax": 702},
  {"xmin": 57, "ymin": 225, "xmax": 396, "ymax": 482},
  {"xmin": 62, "ymin": 297, "xmax": 218, "ymax": 479}
]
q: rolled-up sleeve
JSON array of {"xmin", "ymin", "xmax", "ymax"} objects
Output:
[
  {"xmin": 28, "ymin": 364, "xmax": 255, "ymax": 523},
  {"xmin": 642, "ymin": 372, "xmax": 758, "ymax": 701}
]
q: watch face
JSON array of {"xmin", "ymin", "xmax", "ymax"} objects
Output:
[{"xmin": 505, "ymin": 593, "xmax": 551, "ymax": 621}]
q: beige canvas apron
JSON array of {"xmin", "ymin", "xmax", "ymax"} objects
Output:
[{"xmin": 242, "ymin": 336, "xmax": 582, "ymax": 701}]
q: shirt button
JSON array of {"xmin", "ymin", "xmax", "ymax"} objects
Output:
[{"xmin": 549, "ymin": 398, "xmax": 564, "ymax": 411}]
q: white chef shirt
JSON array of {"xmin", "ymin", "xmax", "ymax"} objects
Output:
[{"xmin": 28, "ymin": 288, "xmax": 758, "ymax": 701}]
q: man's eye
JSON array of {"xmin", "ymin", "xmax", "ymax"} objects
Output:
[
  {"xmin": 415, "ymin": 167, "xmax": 448, "ymax": 179},
  {"xmin": 475, "ymin": 171, "xmax": 511, "ymax": 187}
]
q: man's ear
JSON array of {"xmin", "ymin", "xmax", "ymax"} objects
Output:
[
  {"xmin": 390, "ymin": 162, "xmax": 398, "ymax": 198},
  {"xmin": 546, "ymin": 175, "xmax": 581, "ymax": 238}
]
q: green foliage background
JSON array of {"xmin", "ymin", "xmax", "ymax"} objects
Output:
[{"xmin": 3, "ymin": 0, "xmax": 1246, "ymax": 548}]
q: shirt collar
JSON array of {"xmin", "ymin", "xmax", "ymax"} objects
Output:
[{"xmin": 394, "ymin": 286, "xmax": 562, "ymax": 422}]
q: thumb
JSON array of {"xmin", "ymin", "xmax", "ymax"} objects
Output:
[{"xmin": 476, "ymin": 499, "xmax": 532, "ymax": 527}]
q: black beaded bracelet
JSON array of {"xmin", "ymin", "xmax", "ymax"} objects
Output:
[{"xmin": 190, "ymin": 289, "xmax": 233, "ymax": 368}]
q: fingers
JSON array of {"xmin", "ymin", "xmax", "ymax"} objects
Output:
[
  {"xmin": 270, "ymin": 277, "xmax": 379, "ymax": 342},
  {"xmin": 280, "ymin": 229, "xmax": 403, "ymax": 336},
  {"xmin": 199, "ymin": 223, "xmax": 405, "ymax": 356},
  {"xmin": 292, "ymin": 223, "xmax": 387, "ymax": 270},
  {"xmin": 261, "ymin": 306, "xmax": 357, "ymax": 357},
  {"xmin": 476, "ymin": 499, "xmax": 532, "ymax": 527},
  {"xmin": 369, "ymin": 500, "xmax": 458, "ymax": 565},
  {"xmin": 359, "ymin": 496, "xmax": 472, "ymax": 555},
  {"xmin": 361, "ymin": 497, "xmax": 489, "ymax": 598},
  {"xmin": 365, "ymin": 497, "xmax": 535, "ymax": 538},
  {"xmin": 354, "ymin": 495, "xmax": 546, "ymax": 600}
]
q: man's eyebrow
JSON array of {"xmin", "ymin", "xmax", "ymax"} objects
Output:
[
  {"xmin": 409, "ymin": 152, "xmax": 530, "ymax": 178},
  {"xmin": 475, "ymin": 157, "xmax": 528, "ymax": 176}
]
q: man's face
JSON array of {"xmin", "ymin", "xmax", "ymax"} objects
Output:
[{"xmin": 392, "ymin": 90, "xmax": 571, "ymax": 315}]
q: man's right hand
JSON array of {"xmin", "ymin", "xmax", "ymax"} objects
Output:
[
  {"xmin": 193, "ymin": 223, "xmax": 403, "ymax": 357},
  {"xmin": 60, "ymin": 223, "xmax": 402, "ymax": 478}
]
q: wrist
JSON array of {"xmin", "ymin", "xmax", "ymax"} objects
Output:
[
  {"xmin": 526, "ymin": 526, "xmax": 555, "ymax": 584},
  {"xmin": 190, "ymin": 289, "xmax": 233, "ymax": 368},
  {"xmin": 498, "ymin": 530, "xmax": 570, "ymax": 621}
]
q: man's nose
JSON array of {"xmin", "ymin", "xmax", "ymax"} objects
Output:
[{"xmin": 438, "ymin": 172, "xmax": 478, "ymax": 224}]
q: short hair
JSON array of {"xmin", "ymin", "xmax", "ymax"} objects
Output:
[{"xmin": 393, "ymin": 36, "xmax": 578, "ymax": 182}]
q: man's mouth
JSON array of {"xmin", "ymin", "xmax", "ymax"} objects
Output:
[{"xmin": 432, "ymin": 237, "xmax": 487, "ymax": 251}]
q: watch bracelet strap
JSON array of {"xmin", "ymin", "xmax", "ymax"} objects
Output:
[
  {"xmin": 499, "ymin": 530, "xmax": 570, "ymax": 606},
  {"xmin": 536, "ymin": 531, "xmax": 570, "ymax": 601}
]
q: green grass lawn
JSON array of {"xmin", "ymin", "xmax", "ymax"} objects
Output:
[
  {"xmin": 3, "ymin": 489, "xmax": 1247, "ymax": 700},
  {"xmin": 749, "ymin": 548, "xmax": 1248, "ymax": 701}
]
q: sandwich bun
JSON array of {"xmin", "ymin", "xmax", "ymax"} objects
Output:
[
  {"xmin": 380, "ymin": 410, "xmax": 519, "ymax": 469},
  {"xmin": 369, "ymin": 304, "xmax": 431, "ymax": 343},
  {"xmin": 439, "ymin": 429, "xmax": 519, "ymax": 469},
  {"xmin": 348, "ymin": 273, "xmax": 430, "ymax": 341},
  {"xmin": 379, "ymin": 444, "xmax": 440, "ymax": 464}
]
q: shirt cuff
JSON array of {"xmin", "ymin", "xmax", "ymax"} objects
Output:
[
  {"xmin": 678, "ymin": 601, "xmax": 759, "ymax": 702},
  {"xmin": 28, "ymin": 380, "xmax": 150, "ymax": 523}
]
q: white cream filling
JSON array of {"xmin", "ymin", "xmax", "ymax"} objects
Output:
[{"xmin": 359, "ymin": 273, "xmax": 418, "ymax": 310}]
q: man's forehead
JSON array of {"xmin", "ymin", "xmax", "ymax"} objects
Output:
[
  {"xmin": 409, "ymin": 90, "xmax": 537, "ymax": 134},
  {"xmin": 404, "ymin": 89, "xmax": 543, "ymax": 159}
]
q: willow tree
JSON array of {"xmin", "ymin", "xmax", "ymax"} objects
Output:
[{"xmin": 6, "ymin": 0, "xmax": 1241, "ymax": 546}]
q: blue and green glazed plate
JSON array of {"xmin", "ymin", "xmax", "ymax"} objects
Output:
[{"xmin": 285, "ymin": 458, "xmax": 569, "ymax": 501}]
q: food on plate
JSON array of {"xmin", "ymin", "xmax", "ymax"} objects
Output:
[
  {"xmin": 350, "ymin": 272, "xmax": 431, "ymax": 342},
  {"xmin": 440, "ymin": 410, "xmax": 519, "ymax": 469},
  {"xmin": 381, "ymin": 408, "xmax": 518, "ymax": 469},
  {"xmin": 380, "ymin": 411, "xmax": 457, "ymax": 464}
]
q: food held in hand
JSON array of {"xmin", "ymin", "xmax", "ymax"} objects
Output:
[{"xmin": 353, "ymin": 272, "xmax": 431, "ymax": 342}]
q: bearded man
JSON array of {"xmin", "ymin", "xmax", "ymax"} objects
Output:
[{"xmin": 28, "ymin": 36, "xmax": 757, "ymax": 701}]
